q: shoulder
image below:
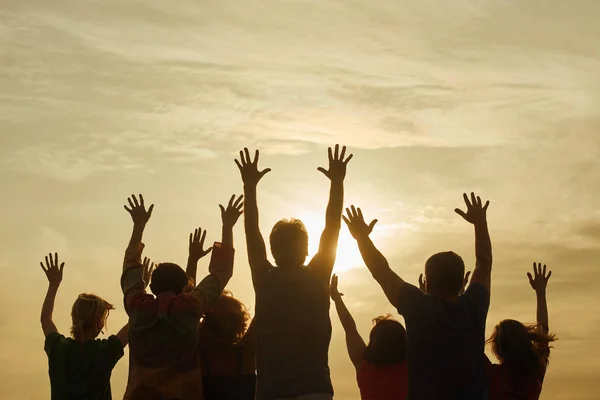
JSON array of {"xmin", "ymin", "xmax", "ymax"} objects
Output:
[
  {"xmin": 461, "ymin": 282, "xmax": 490, "ymax": 306},
  {"xmin": 44, "ymin": 332, "xmax": 68, "ymax": 353},
  {"xmin": 396, "ymin": 281, "xmax": 429, "ymax": 316}
]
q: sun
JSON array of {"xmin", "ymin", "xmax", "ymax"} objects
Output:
[{"xmin": 297, "ymin": 212, "xmax": 365, "ymax": 273}]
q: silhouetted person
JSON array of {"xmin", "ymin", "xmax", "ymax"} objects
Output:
[
  {"xmin": 235, "ymin": 145, "xmax": 352, "ymax": 400},
  {"xmin": 199, "ymin": 291, "xmax": 257, "ymax": 400},
  {"xmin": 330, "ymin": 274, "xmax": 408, "ymax": 400},
  {"xmin": 344, "ymin": 192, "xmax": 492, "ymax": 400},
  {"xmin": 120, "ymin": 194, "xmax": 235, "ymax": 400},
  {"xmin": 183, "ymin": 194, "xmax": 257, "ymax": 400},
  {"xmin": 40, "ymin": 252, "xmax": 128, "ymax": 400},
  {"xmin": 485, "ymin": 262, "xmax": 557, "ymax": 400}
]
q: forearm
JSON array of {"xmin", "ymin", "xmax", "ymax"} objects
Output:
[
  {"xmin": 40, "ymin": 284, "xmax": 59, "ymax": 322},
  {"xmin": 333, "ymin": 297, "xmax": 358, "ymax": 332},
  {"xmin": 324, "ymin": 179, "xmax": 343, "ymax": 231},
  {"xmin": 474, "ymin": 221, "xmax": 492, "ymax": 270},
  {"xmin": 243, "ymin": 184, "xmax": 268, "ymax": 265},
  {"xmin": 186, "ymin": 257, "xmax": 198, "ymax": 284},
  {"xmin": 222, "ymin": 225, "xmax": 234, "ymax": 249},
  {"xmin": 536, "ymin": 290, "xmax": 549, "ymax": 332},
  {"xmin": 124, "ymin": 224, "xmax": 146, "ymax": 269},
  {"xmin": 356, "ymin": 236, "xmax": 396, "ymax": 282}
]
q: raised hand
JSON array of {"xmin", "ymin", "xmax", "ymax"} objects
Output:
[
  {"xmin": 189, "ymin": 227, "xmax": 212, "ymax": 262},
  {"xmin": 220, "ymin": 194, "xmax": 244, "ymax": 228},
  {"xmin": 330, "ymin": 274, "xmax": 344, "ymax": 300},
  {"xmin": 454, "ymin": 192, "xmax": 489, "ymax": 225},
  {"xmin": 235, "ymin": 148, "xmax": 271, "ymax": 187},
  {"xmin": 528, "ymin": 262, "xmax": 551, "ymax": 293},
  {"xmin": 317, "ymin": 144, "xmax": 353, "ymax": 181},
  {"xmin": 124, "ymin": 194, "xmax": 154, "ymax": 225},
  {"xmin": 142, "ymin": 257, "xmax": 155, "ymax": 288},
  {"xmin": 343, "ymin": 205, "xmax": 378, "ymax": 240},
  {"xmin": 418, "ymin": 273, "xmax": 426, "ymax": 292},
  {"xmin": 40, "ymin": 252, "xmax": 64, "ymax": 287}
]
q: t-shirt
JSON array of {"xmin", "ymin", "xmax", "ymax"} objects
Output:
[
  {"xmin": 357, "ymin": 360, "xmax": 408, "ymax": 400},
  {"xmin": 254, "ymin": 262, "xmax": 333, "ymax": 400},
  {"xmin": 200, "ymin": 342, "xmax": 256, "ymax": 400},
  {"xmin": 121, "ymin": 241, "xmax": 234, "ymax": 400},
  {"xmin": 44, "ymin": 332, "xmax": 124, "ymax": 400},
  {"xmin": 485, "ymin": 355, "xmax": 547, "ymax": 400},
  {"xmin": 396, "ymin": 282, "xmax": 490, "ymax": 400}
]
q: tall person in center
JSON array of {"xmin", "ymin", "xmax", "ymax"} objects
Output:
[
  {"xmin": 344, "ymin": 193, "xmax": 492, "ymax": 400},
  {"xmin": 235, "ymin": 145, "xmax": 352, "ymax": 400}
]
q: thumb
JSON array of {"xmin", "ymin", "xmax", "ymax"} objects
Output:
[
  {"xmin": 317, "ymin": 167, "xmax": 329, "ymax": 176},
  {"xmin": 527, "ymin": 272, "xmax": 534, "ymax": 285},
  {"xmin": 219, "ymin": 204, "xmax": 225, "ymax": 215},
  {"xmin": 260, "ymin": 168, "xmax": 272, "ymax": 178},
  {"xmin": 368, "ymin": 219, "xmax": 378, "ymax": 231},
  {"xmin": 454, "ymin": 208, "xmax": 467, "ymax": 219},
  {"xmin": 148, "ymin": 204, "xmax": 155, "ymax": 216}
]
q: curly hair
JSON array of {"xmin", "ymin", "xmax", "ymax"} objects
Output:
[
  {"xmin": 70, "ymin": 293, "xmax": 114, "ymax": 341},
  {"xmin": 269, "ymin": 218, "xmax": 309, "ymax": 267},
  {"xmin": 199, "ymin": 290, "xmax": 250, "ymax": 345},
  {"xmin": 488, "ymin": 319, "xmax": 557, "ymax": 379},
  {"xmin": 363, "ymin": 314, "xmax": 407, "ymax": 366}
]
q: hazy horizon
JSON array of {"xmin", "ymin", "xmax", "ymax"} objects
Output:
[{"xmin": 1, "ymin": 1, "xmax": 600, "ymax": 399}]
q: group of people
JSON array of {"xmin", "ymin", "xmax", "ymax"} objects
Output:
[{"xmin": 39, "ymin": 145, "xmax": 556, "ymax": 400}]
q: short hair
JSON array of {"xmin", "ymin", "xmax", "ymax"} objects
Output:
[
  {"xmin": 199, "ymin": 290, "xmax": 250, "ymax": 345},
  {"xmin": 149, "ymin": 262, "xmax": 188, "ymax": 295},
  {"xmin": 70, "ymin": 293, "xmax": 114, "ymax": 340},
  {"xmin": 488, "ymin": 319, "xmax": 557, "ymax": 378},
  {"xmin": 269, "ymin": 219, "xmax": 309, "ymax": 267},
  {"xmin": 424, "ymin": 251, "xmax": 465, "ymax": 297},
  {"xmin": 363, "ymin": 314, "xmax": 407, "ymax": 365}
]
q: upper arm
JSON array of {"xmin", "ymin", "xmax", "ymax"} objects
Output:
[
  {"xmin": 310, "ymin": 227, "xmax": 339, "ymax": 280},
  {"xmin": 115, "ymin": 324, "xmax": 129, "ymax": 348},
  {"xmin": 470, "ymin": 259, "xmax": 491, "ymax": 292},
  {"xmin": 463, "ymin": 283, "xmax": 490, "ymax": 322},
  {"xmin": 41, "ymin": 319, "xmax": 58, "ymax": 337},
  {"xmin": 187, "ymin": 273, "xmax": 224, "ymax": 317},
  {"xmin": 344, "ymin": 327, "xmax": 367, "ymax": 370}
]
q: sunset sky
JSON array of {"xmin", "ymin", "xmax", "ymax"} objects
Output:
[{"xmin": 1, "ymin": 0, "xmax": 600, "ymax": 399}]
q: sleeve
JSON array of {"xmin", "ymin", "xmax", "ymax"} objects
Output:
[
  {"xmin": 395, "ymin": 281, "xmax": 428, "ymax": 319},
  {"xmin": 98, "ymin": 335, "xmax": 125, "ymax": 369},
  {"xmin": 121, "ymin": 265, "xmax": 146, "ymax": 315},
  {"xmin": 44, "ymin": 332, "xmax": 63, "ymax": 357},
  {"xmin": 186, "ymin": 242, "xmax": 235, "ymax": 317},
  {"xmin": 462, "ymin": 282, "xmax": 490, "ymax": 324}
]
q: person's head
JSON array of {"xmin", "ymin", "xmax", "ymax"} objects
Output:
[
  {"xmin": 199, "ymin": 290, "xmax": 250, "ymax": 345},
  {"xmin": 488, "ymin": 319, "xmax": 557, "ymax": 377},
  {"xmin": 149, "ymin": 262, "xmax": 189, "ymax": 296},
  {"xmin": 363, "ymin": 314, "xmax": 407, "ymax": 366},
  {"xmin": 70, "ymin": 294, "xmax": 115, "ymax": 341},
  {"xmin": 424, "ymin": 251, "xmax": 465, "ymax": 298},
  {"xmin": 269, "ymin": 218, "xmax": 309, "ymax": 268}
]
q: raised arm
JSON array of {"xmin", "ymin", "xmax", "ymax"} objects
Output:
[
  {"xmin": 115, "ymin": 323, "xmax": 129, "ymax": 347},
  {"xmin": 311, "ymin": 145, "xmax": 353, "ymax": 278},
  {"xmin": 344, "ymin": 206, "xmax": 405, "ymax": 307},
  {"xmin": 330, "ymin": 274, "xmax": 366, "ymax": 370},
  {"xmin": 219, "ymin": 194, "xmax": 244, "ymax": 249},
  {"xmin": 528, "ymin": 262, "xmax": 551, "ymax": 333},
  {"xmin": 235, "ymin": 148, "xmax": 272, "ymax": 284},
  {"xmin": 40, "ymin": 252, "xmax": 64, "ymax": 336},
  {"xmin": 186, "ymin": 228, "xmax": 212, "ymax": 285},
  {"xmin": 121, "ymin": 194, "xmax": 153, "ymax": 312},
  {"xmin": 455, "ymin": 193, "xmax": 492, "ymax": 292}
]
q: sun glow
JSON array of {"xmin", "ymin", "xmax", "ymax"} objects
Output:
[{"xmin": 297, "ymin": 212, "xmax": 365, "ymax": 273}]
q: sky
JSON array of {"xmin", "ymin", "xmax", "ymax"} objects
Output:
[{"xmin": 1, "ymin": 0, "xmax": 600, "ymax": 398}]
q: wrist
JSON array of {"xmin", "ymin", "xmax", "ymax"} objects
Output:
[{"xmin": 48, "ymin": 282, "xmax": 60, "ymax": 290}]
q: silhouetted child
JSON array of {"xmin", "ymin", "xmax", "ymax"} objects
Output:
[
  {"xmin": 344, "ymin": 193, "xmax": 492, "ymax": 400},
  {"xmin": 120, "ymin": 194, "xmax": 235, "ymax": 400},
  {"xmin": 485, "ymin": 262, "xmax": 556, "ymax": 400},
  {"xmin": 199, "ymin": 291, "xmax": 256, "ymax": 400},
  {"xmin": 330, "ymin": 274, "xmax": 407, "ymax": 400},
  {"xmin": 235, "ymin": 145, "xmax": 352, "ymax": 400},
  {"xmin": 40, "ymin": 252, "xmax": 128, "ymax": 400}
]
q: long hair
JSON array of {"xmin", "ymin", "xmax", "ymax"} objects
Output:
[
  {"xmin": 488, "ymin": 319, "xmax": 557, "ymax": 379},
  {"xmin": 199, "ymin": 290, "xmax": 250, "ymax": 345},
  {"xmin": 70, "ymin": 293, "xmax": 115, "ymax": 341},
  {"xmin": 363, "ymin": 314, "xmax": 407, "ymax": 366}
]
